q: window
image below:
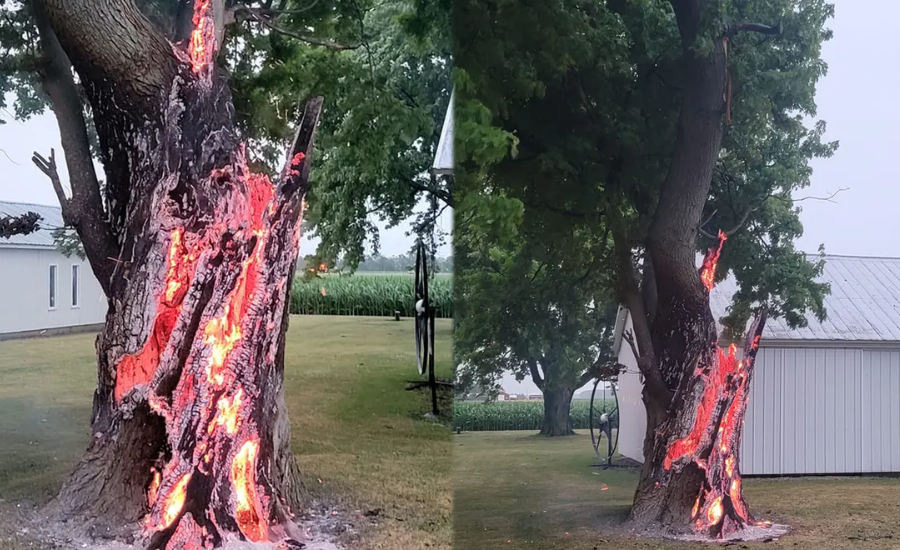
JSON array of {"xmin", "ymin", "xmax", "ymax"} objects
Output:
[
  {"xmin": 71, "ymin": 265, "xmax": 80, "ymax": 307},
  {"xmin": 49, "ymin": 265, "xmax": 58, "ymax": 309}
]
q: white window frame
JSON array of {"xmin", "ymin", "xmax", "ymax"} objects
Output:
[
  {"xmin": 71, "ymin": 264, "xmax": 80, "ymax": 308},
  {"xmin": 49, "ymin": 264, "xmax": 58, "ymax": 310}
]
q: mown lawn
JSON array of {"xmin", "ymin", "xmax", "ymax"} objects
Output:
[
  {"xmin": 454, "ymin": 431, "xmax": 900, "ymax": 549},
  {"xmin": 0, "ymin": 315, "xmax": 452, "ymax": 550}
]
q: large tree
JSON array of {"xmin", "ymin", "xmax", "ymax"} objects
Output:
[
  {"xmin": 0, "ymin": 0, "xmax": 444, "ymax": 547},
  {"xmin": 455, "ymin": 0, "xmax": 835, "ymax": 538},
  {"xmin": 454, "ymin": 187, "xmax": 620, "ymax": 436}
]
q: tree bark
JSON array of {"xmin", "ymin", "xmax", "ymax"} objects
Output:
[
  {"xmin": 539, "ymin": 386, "xmax": 576, "ymax": 437},
  {"xmin": 629, "ymin": 311, "xmax": 767, "ymax": 537},
  {"xmin": 36, "ymin": 1, "xmax": 321, "ymax": 547}
]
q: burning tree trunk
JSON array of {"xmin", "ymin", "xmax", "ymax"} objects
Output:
[
  {"xmin": 608, "ymin": 1, "xmax": 784, "ymax": 538},
  {"xmin": 622, "ymin": 234, "xmax": 774, "ymax": 539},
  {"xmin": 31, "ymin": 0, "xmax": 321, "ymax": 547}
]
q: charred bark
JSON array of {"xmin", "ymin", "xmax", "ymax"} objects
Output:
[
  {"xmin": 36, "ymin": 1, "xmax": 322, "ymax": 546},
  {"xmin": 629, "ymin": 311, "xmax": 768, "ymax": 537}
]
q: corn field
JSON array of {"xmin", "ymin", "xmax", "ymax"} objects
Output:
[
  {"xmin": 453, "ymin": 400, "xmax": 619, "ymax": 431},
  {"xmin": 291, "ymin": 273, "xmax": 453, "ymax": 317}
]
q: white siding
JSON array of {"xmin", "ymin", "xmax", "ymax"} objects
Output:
[
  {"xmin": 0, "ymin": 247, "xmax": 106, "ymax": 334},
  {"xmin": 617, "ymin": 313, "xmax": 648, "ymax": 463},
  {"xmin": 616, "ymin": 312, "xmax": 900, "ymax": 475},
  {"xmin": 742, "ymin": 347, "xmax": 900, "ymax": 475}
]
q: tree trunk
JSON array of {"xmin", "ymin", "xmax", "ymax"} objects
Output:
[
  {"xmin": 628, "ymin": 301, "xmax": 769, "ymax": 538},
  {"xmin": 539, "ymin": 387, "xmax": 575, "ymax": 437},
  {"xmin": 37, "ymin": 2, "xmax": 322, "ymax": 547}
]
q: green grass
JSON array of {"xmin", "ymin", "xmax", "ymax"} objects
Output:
[
  {"xmin": 454, "ymin": 400, "xmax": 618, "ymax": 431},
  {"xmin": 0, "ymin": 315, "xmax": 452, "ymax": 550},
  {"xmin": 454, "ymin": 431, "xmax": 900, "ymax": 549},
  {"xmin": 291, "ymin": 273, "xmax": 453, "ymax": 318}
]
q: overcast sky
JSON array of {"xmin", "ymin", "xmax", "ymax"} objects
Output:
[{"xmin": 0, "ymin": 107, "xmax": 452, "ymax": 259}]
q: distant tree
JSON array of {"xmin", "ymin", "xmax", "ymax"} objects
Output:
[{"xmin": 455, "ymin": 187, "xmax": 620, "ymax": 435}]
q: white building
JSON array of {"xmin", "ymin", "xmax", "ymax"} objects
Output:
[
  {"xmin": 617, "ymin": 254, "xmax": 900, "ymax": 475},
  {"xmin": 0, "ymin": 201, "xmax": 106, "ymax": 339},
  {"xmin": 432, "ymin": 87, "xmax": 454, "ymax": 175}
]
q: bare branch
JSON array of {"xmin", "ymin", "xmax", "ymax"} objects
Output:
[
  {"xmin": 725, "ymin": 22, "xmax": 781, "ymax": 37},
  {"xmin": 783, "ymin": 187, "xmax": 848, "ymax": 204},
  {"xmin": 239, "ymin": 9, "xmax": 360, "ymax": 50},
  {"xmin": 31, "ymin": 149, "xmax": 69, "ymax": 208}
]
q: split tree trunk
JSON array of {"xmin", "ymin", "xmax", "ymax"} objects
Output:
[
  {"xmin": 628, "ymin": 310, "xmax": 768, "ymax": 537},
  {"xmin": 36, "ymin": 1, "xmax": 321, "ymax": 547},
  {"xmin": 539, "ymin": 387, "xmax": 576, "ymax": 437}
]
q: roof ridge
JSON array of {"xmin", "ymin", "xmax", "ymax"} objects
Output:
[
  {"xmin": 0, "ymin": 199, "xmax": 61, "ymax": 210},
  {"xmin": 807, "ymin": 253, "xmax": 900, "ymax": 261}
]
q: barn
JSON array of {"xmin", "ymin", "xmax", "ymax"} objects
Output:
[
  {"xmin": 616, "ymin": 254, "xmax": 900, "ymax": 475},
  {"xmin": 0, "ymin": 200, "xmax": 106, "ymax": 339}
]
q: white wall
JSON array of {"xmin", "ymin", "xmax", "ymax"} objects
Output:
[
  {"xmin": 617, "ymin": 313, "xmax": 647, "ymax": 463},
  {"xmin": 0, "ymin": 247, "xmax": 106, "ymax": 334},
  {"xmin": 616, "ymin": 311, "xmax": 900, "ymax": 475}
]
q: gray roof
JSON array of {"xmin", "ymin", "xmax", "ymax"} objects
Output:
[
  {"xmin": 432, "ymin": 88, "xmax": 454, "ymax": 175},
  {"xmin": 710, "ymin": 255, "xmax": 900, "ymax": 341},
  {"xmin": 0, "ymin": 200, "xmax": 64, "ymax": 248}
]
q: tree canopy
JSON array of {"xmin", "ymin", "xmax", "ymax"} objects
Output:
[
  {"xmin": 0, "ymin": 0, "xmax": 451, "ymax": 268},
  {"xmin": 454, "ymin": 0, "xmax": 836, "ymax": 353}
]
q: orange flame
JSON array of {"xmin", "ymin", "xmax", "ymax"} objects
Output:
[
  {"xmin": 209, "ymin": 388, "xmax": 244, "ymax": 435},
  {"xmin": 148, "ymin": 469, "xmax": 162, "ymax": 507},
  {"xmin": 189, "ymin": 0, "xmax": 216, "ymax": 73},
  {"xmin": 231, "ymin": 440, "xmax": 267, "ymax": 541},
  {"xmin": 115, "ymin": 228, "xmax": 198, "ymax": 401},
  {"xmin": 706, "ymin": 496, "xmax": 724, "ymax": 526},
  {"xmin": 700, "ymin": 230, "xmax": 727, "ymax": 291},
  {"xmin": 161, "ymin": 473, "xmax": 192, "ymax": 529}
]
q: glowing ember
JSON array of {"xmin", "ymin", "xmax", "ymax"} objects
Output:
[
  {"xmin": 115, "ymin": 228, "xmax": 198, "ymax": 401},
  {"xmin": 700, "ymin": 230, "xmax": 727, "ymax": 291},
  {"xmin": 706, "ymin": 496, "xmax": 723, "ymax": 526},
  {"xmin": 148, "ymin": 469, "xmax": 162, "ymax": 507},
  {"xmin": 189, "ymin": 0, "xmax": 216, "ymax": 73},
  {"xmin": 209, "ymin": 388, "xmax": 243, "ymax": 435},
  {"xmin": 231, "ymin": 440, "xmax": 267, "ymax": 541},
  {"xmin": 161, "ymin": 473, "xmax": 192, "ymax": 530}
]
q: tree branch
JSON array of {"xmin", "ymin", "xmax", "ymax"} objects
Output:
[
  {"xmin": 240, "ymin": 9, "xmax": 360, "ymax": 50},
  {"xmin": 31, "ymin": 150, "xmax": 68, "ymax": 207},
  {"xmin": 609, "ymin": 208, "xmax": 672, "ymax": 406},
  {"xmin": 526, "ymin": 358, "xmax": 544, "ymax": 390},
  {"xmin": 32, "ymin": 5, "xmax": 119, "ymax": 296},
  {"xmin": 724, "ymin": 22, "xmax": 781, "ymax": 37},
  {"xmin": 35, "ymin": 0, "xmax": 178, "ymax": 111}
]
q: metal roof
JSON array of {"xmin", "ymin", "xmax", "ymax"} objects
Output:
[
  {"xmin": 432, "ymin": 87, "xmax": 454, "ymax": 175},
  {"xmin": 710, "ymin": 255, "xmax": 900, "ymax": 342},
  {"xmin": 0, "ymin": 200, "xmax": 64, "ymax": 248}
]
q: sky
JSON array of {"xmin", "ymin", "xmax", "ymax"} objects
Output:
[{"xmin": 0, "ymin": 109, "xmax": 452, "ymax": 259}]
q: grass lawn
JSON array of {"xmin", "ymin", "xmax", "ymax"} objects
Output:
[
  {"xmin": 0, "ymin": 315, "xmax": 452, "ymax": 550},
  {"xmin": 454, "ymin": 431, "xmax": 900, "ymax": 549}
]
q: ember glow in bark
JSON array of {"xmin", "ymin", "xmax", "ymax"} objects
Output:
[
  {"xmin": 46, "ymin": 0, "xmax": 321, "ymax": 547},
  {"xmin": 628, "ymin": 231, "xmax": 770, "ymax": 539}
]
